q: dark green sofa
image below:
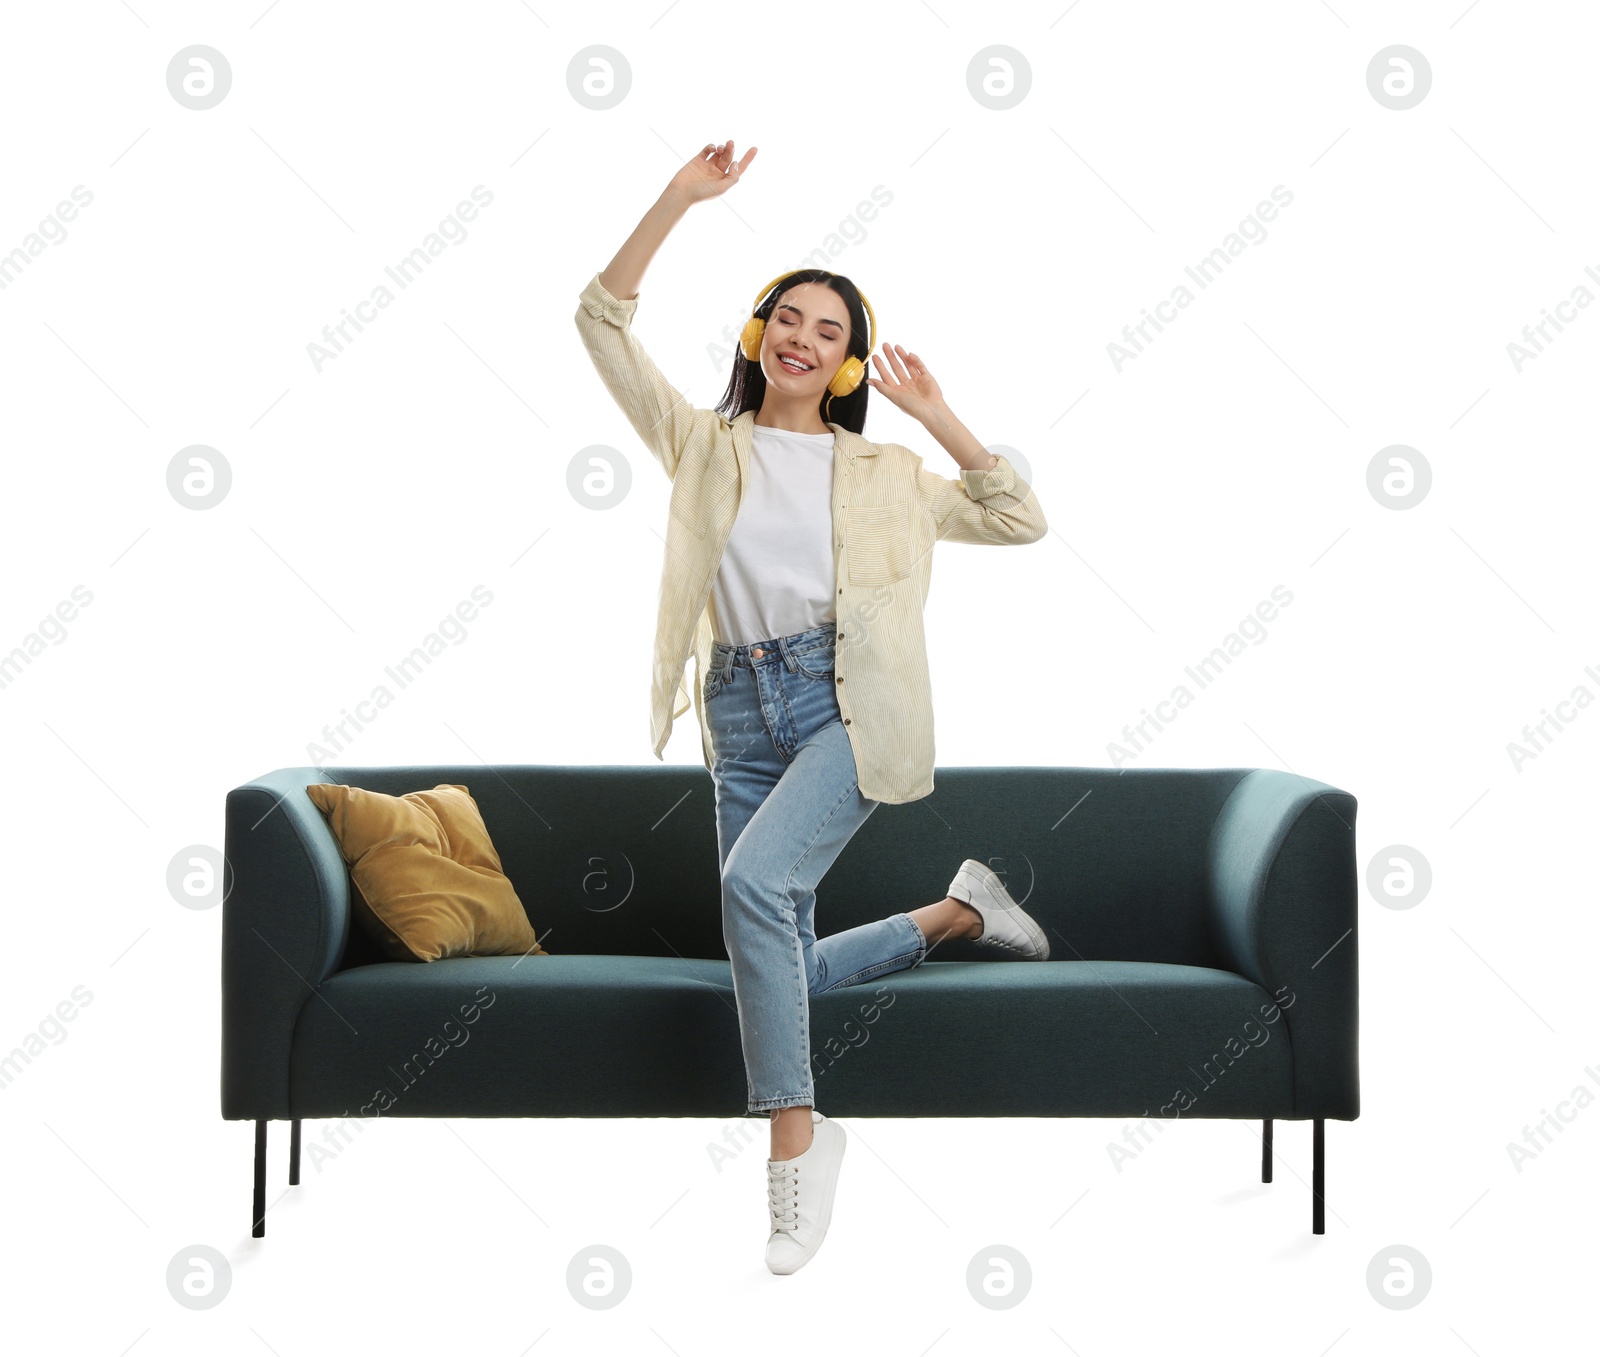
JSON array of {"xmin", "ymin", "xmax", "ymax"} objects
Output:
[{"xmin": 222, "ymin": 763, "xmax": 1359, "ymax": 1237}]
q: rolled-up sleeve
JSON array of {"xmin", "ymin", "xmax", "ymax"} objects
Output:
[
  {"xmin": 916, "ymin": 452, "xmax": 1047, "ymax": 544},
  {"xmin": 574, "ymin": 272, "xmax": 700, "ymax": 482}
]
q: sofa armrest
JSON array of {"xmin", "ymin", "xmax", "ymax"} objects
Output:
[
  {"xmin": 221, "ymin": 767, "xmax": 350, "ymax": 1120},
  {"xmin": 1203, "ymin": 769, "xmax": 1360, "ymax": 1120}
]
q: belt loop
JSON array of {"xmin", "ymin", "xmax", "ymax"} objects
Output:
[{"xmin": 777, "ymin": 634, "xmax": 798, "ymax": 673}]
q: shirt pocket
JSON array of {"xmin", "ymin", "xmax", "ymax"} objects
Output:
[{"xmin": 845, "ymin": 502, "xmax": 913, "ymax": 585}]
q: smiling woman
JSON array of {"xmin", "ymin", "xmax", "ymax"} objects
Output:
[
  {"xmin": 577, "ymin": 137, "xmax": 1049, "ymax": 1277},
  {"xmin": 715, "ymin": 266, "xmax": 876, "ymax": 435}
]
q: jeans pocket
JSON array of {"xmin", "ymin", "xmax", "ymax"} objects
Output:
[
  {"xmin": 792, "ymin": 644, "xmax": 835, "ymax": 681},
  {"xmin": 704, "ymin": 659, "xmax": 730, "ymax": 702}
]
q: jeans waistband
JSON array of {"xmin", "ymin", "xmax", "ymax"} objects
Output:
[{"xmin": 711, "ymin": 621, "xmax": 836, "ymax": 669}]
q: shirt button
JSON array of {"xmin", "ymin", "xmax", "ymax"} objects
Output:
[
  {"xmin": 843, "ymin": 717, "xmax": 851, "ymax": 725},
  {"xmin": 835, "ymin": 676, "xmax": 843, "ymax": 684}
]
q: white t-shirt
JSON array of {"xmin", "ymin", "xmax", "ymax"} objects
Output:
[{"xmin": 709, "ymin": 423, "xmax": 838, "ymax": 646}]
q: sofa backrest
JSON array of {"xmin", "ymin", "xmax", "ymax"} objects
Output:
[{"xmin": 319, "ymin": 764, "xmax": 1256, "ymax": 971}]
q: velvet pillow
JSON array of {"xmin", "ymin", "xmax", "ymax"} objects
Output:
[{"xmin": 304, "ymin": 782, "xmax": 548, "ymax": 963}]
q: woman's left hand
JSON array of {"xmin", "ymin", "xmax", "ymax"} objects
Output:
[{"xmin": 865, "ymin": 343, "xmax": 944, "ymax": 424}]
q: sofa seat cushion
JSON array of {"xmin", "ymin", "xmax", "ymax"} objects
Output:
[
  {"xmin": 808, "ymin": 960, "xmax": 1298, "ymax": 1118},
  {"xmin": 286, "ymin": 957, "xmax": 1296, "ymax": 1121},
  {"xmin": 289, "ymin": 955, "xmax": 743, "ymax": 1118}
]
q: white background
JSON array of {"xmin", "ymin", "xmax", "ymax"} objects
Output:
[{"xmin": 1, "ymin": 0, "xmax": 1594, "ymax": 1351}]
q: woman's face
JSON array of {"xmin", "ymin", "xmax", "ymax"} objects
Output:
[{"xmin": 761, "ymin": 282, "xmax": 851, "ymax": 394}]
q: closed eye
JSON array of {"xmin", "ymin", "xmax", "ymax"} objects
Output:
[{"xmin": 777, "ymin": 314, "xmax": 842, "ymax": 338}]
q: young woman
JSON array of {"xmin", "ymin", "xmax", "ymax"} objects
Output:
[{"xmin": 576, "ymin": 140, "xmax": 1052, "ymax": 1274}]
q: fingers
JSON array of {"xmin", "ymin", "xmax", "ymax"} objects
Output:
[
  {"xmin": 693, "ymin": 141, "xmax": 757, "ymax": 188},
  {"xmin": 881, "ymin": 343, "xmax": 912, "ymax": 382},
  {"xmin": 706, "ymin": 144, "xmax": 756, "ymax": 194},
  {"xmin": 887, "ymin": 343, "xmax": 928, "ymax": 381}
]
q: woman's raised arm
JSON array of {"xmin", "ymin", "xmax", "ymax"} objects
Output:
[
  {"xmin": 598, "ymin": 140, "xmax": 758, "ymax": 300},
  {"xmin": 576, "ymin": 141, "xmax": 759, "ymax": 481}
]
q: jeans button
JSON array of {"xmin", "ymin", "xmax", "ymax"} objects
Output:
[{"xmin": 752, "ymin": 647, "xmax": 765, "ymax": 658}]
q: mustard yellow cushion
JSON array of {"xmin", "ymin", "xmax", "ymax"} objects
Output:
[{"xmin": 304, "ymin": 782, "xmax": 549, "ymax": 963}]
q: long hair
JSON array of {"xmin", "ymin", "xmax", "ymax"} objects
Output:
[{"xmin": 713, "ymin": 269, "xmax": 873, "ymax": 434}]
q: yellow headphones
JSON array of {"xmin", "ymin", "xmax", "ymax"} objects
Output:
[{"xmin": 739, "ymin": 269, "xmax": 878, "ymax": 402}]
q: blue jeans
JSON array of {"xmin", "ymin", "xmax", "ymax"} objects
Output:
[{"xmin": 704, "ymin": 620, "xmax": 929, "ymax": 1115}]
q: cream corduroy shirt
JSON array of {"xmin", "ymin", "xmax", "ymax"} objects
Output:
[{"xmin": 575, "ymin": 270, "xmax": 1048, "ymax": 805}]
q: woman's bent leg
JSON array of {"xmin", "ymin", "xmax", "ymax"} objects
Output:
[
  {"xmin": 810, "ymin": 909, "xmax": 927, "ymax": 993},
  {"xmin": 721, "ymin": 716, "xmax": 912, "ymax": 1113},
  {"xmin": 708, "ymin": 622, "xmax": 927, "ymax": 1115}
]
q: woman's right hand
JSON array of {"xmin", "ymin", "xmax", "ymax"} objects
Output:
[{"xmin": 667, "ymin": 140, "xmax": 758, "ymax": 205}]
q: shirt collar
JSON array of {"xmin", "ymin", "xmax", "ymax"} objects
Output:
[{"xmin": 731, "ymin": 408, "xmax": 880, "ymax": 457}]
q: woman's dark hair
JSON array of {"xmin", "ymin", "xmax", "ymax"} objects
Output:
[{"xmin": 713, "ymin": 269, "xmax": 873, "ymax": 434}]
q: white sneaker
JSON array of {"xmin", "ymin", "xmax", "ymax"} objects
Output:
[
  {"xmin": 946, "ymin": 858, "xmax": 1050, "ymax": 960},
  {"xmin": 765, "ymin": 1111, "xmax": 847, "ymax": 1274}
]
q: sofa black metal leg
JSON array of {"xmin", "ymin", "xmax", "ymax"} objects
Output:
[
  {"xmin": 289, "ymin": 1119, "xmax": 302, "ymax": 1185},
  {"xmin": 1262, "ymin": 1118, "xmax": 1273, "ymax": 1182},
  {"xmin": 252, "ymin": 1120, "xmax": 267, "ymax": 1238},
  {"xmin": 1312, "ymin": 1118, "xmax": 1325, "ymax": 1235}
]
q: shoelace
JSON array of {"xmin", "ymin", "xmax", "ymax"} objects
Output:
[
  {"xmin": 766, "ymin": 1161, "xmax": 800, "ymax": 1233},
  {"xmin": 965, "ymin": 880, "xmax": 1034, "ymax": 956}
]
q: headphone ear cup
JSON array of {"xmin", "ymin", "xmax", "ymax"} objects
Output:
[
  {"xmin": 739, "ymin": 317, "xmax": 765, "ymax": 363},
  {"xmin": 828, "ymin": 355, "xmax": 865, "ymax": 398}
]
